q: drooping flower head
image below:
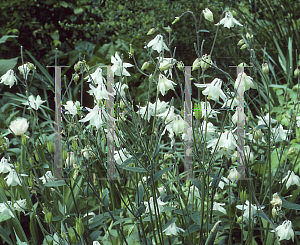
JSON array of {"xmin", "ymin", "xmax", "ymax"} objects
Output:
[{"xmin": 216, "ymin": 11, "xmax": 243, "ymax": 29}]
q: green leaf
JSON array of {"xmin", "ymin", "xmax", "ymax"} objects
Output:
[
  {"xmin": 0, "ymin": 58, "xmax": 18, "ymax": 75},
  {"xmin": 103, "ymin": 188, "xmax": 110, "ymax": 207},
  {"xmin": 191, "ymin": 212, "xmax": 202, "ymax": 225},
  {"xmin": 44, "ymin": 180, "xmax": 67, "ymax": 187},
  {"xmin": 0, "ymin": 225, "xmax": 13, "ymax": 245},
  {"xmin": 74, "ymin": 8, "xmax": 84, "ymax": 15},
  {"xmin": 182, "ymin": 224, "xmax": 200, "ymax": 236},
  {"xmin": 121, "ymin": 167, "xmax": 147, "ymax": 172},
  {"xmin": 153, "ymin": 167, "xmax": 172, "ymax": 182},
  {"xmin": 0, "ymin": 35, "xmax": 18, "ymax": 44},
  {"xmin": 136, "ymin": 184, "xmax": 144, "ymax": 205},
  {"xmin": 112, "ymin": 217, "xmax": 135, "ymax": 227},
  {"xmin": 281, "ymin": 197, "xmax": 300, "ymax": 210}
]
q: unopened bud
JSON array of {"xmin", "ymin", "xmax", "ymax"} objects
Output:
[
  {"xmin": 120, "ymin": 100, "xmax": 126, "ymax": 110},
  {"xmin": 200, "ymin": 54, "xmax": 212, "ymax": 71},
  {"xmin": 172, "ymin": 17, "xmax": 180, "ymax": 25},
  {"xmin": 149, "ymin": 74, "xmax": 154, "ymax": 83},
  {"xmin": 147, "ymin": 28, "xmax": 156, "ymax": 35},
  {"xmin": 47, "ymin": 142, "xmax": 54, "ymax": 153},
  {"xmin": 253, "ymin": 130, "xmax": 262, "ymax": 141},
  {"xmin": 194, "ymin": 103, "xmax": 202, "ymax": 120},
  {"xmin": 72, "ymin": 137, "xmax": 78, "ymax": 151},
  {"xmin": 237, "ymin": 216, "xmax": 243, "ymax": 223},
  {"xmin": 272, "ymin": 207, "xmax": 277, "ymax": 219},
  {"xmin": 262, "ymin": 63, "xmax": 269, "ymax": 75},
  {"xmin": 129, "ymin": 44, "xmax": 134, "ymax": 56},
  {"xmin": 141, "ymin": 62, "xmax": 150, "ymax": 70},
  {"xmin": 294, "ymin": 68, "xmax": 300, "ymax": 78},
  {"xmin": 76, "ymin": 217, "xmax": 84, "ymax": 236},
  {"xmin": 237, "ymin": 39, "xmax": 244, "ymax": 46},
  {"xmin": 177, "ymin": 61, "xmax": 184, "ymax": 71},
  {"xmin": 240, "ymin": 44, "xmax": 248, "ymax": 50},
  {"xmin": 27, "ymin": 62, "xmax": 36, "ymax": 70},
  {"xmin": 192, "ymin": 58, "xmax": 201, "ymax": 71},
  {"xmin": 74, "ymin": 63, "xmax": 80, "ymax": 72},
  {"xmin": 240, "ymin": 189, "xmax": 247, "ymax": 205},
  {"xmin": 74, "ymin": 73, "xmax": 79, "ymax": 83},
  {"xmin": 45, "ymin": 212, "xmax": 52, "ymax": 223}
]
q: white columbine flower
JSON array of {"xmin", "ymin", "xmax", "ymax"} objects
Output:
[
  {"xmin": 235, "ymin": 72, "xmax": 255, "ymax": 91},
  {"xmin": 213, "ymin": 202, "xmax": 227, "ymax": 214},
  {"xmin": 114, "ymin": 82, "xmax": 128, "ymax": 98},
  {"xmin": 272, "ymin": 220, "xmax": 294, "ymax": 242},
  {"xmin": 0, "ymin": 157, "xmax": 13, "ymax": 174},
  {"xmin": 203, "ymin": 8, "xmax": 214, "ymax": 22},
  {"xmin": 256, "ymin": 113, "xmax": 277, "ymax": 126},
  {"xmin": 221, "ymin": 92, "xmax": 239, "ymax": 109},
  {"xmin": 9, "ymin": 118, "xmax": 29, "ymax": 136},
  {"xmin": 207, "ymin": 130, "xmax": 237, "ymax": 156},
  {"xmin": 147, "ymin": 34, "xmax": 169, "ymax": 53},
  {"xmin": 236, "ymin": 200, "xmax": 264, "ymax": 223},
  {"xmin": 194, "ymin": 78, "xmax": 227, "ymax": 102},
  {"xmin": 157, "ymin": 74, "xmax": 176, "ymax": 96},
  {"xmin": 5, "ymin": 169, "xmax": 27, "ymax": 187},
  {"xmin": 114, "ymin": 148, "xmax": 132, "ymax": 165},
  {"xmin": 13, "ymin": 199, "xmax": 27, "ymax": 214},
  {"xmin": 111, "ymin": 52, "xmax": 133, "ymax": 76},
  {"xmin": 23, "ymin": 95, "xmax": 45, "ymax": 110},
  {"xmin": 63, "ymin": 101, "xmax": 81, "ymax": 116},
  {"xmin": 85, "ymin": 67, "xmax": 106, "ymax": 85},
  {"xmin": 66, "ymin": 152, "xmax": 75, "ymax": 167},
  {"xmin": 144, "ymin": 197, "xmax": 167, "ymax": 214},
  {"xmin": 0, "ymin": 201, "xmax": 15, "ymax": 218},
  {"xmin": 216, "ymin": 11, "xmax": 243, "ymax": 29},
  {"xmin": 195, "ymin": 101, "xmax": 219, "ymax": 118},
  {"xmin": 39, "ymin": 171, "xmax": 56, "ymax": 184},
  {"xmin": 18, "ymin": 64, "xmax": 31, "ymax": 80},
  {"xmin": 157, "ymin": 57, "xmax": 176, "ymax": 78},
  {"xmin": 281, "ymin": 170, "xmax": 300, "ymax": 189},
  {"xmin": 88, "ymin": 83, "xmax": 113, "ymax": 101},
  {"xmin": 272, "ymin": 124, "xmax": 289, "ymax": 142},
  {"xmin": 227, "ymin": 167, "xmax": 241, "ymax": 182},
  {"xmin": 136, "ymin": 101, "xmax": 156, "ymax": 122},
  {"xmin": 163, "ymin": 222, "xmax": 185, "ymax": 236},
  {"xmin": 200, "ymin": 121, "xmax": 216, "ymax": 140},
  {"xmin": 172, "ymin": 115, "xmax": 185, "ymax": 136},
  {"xmin": 0, "ymin": 70, "xmax": 17, "ymax": 88}
]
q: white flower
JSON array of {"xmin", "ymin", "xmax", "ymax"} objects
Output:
[
  {"xmin": 83, "ymin": 212, "xmax": 96, "ymax": 225},
  {"xmin": 215, "ymin": 11, "xmax": 243, "ymax": 29},
  {"xmin": 114, "ymin": 148, "xmax": 132, "ymax": 165},
  {"xmin": 227, "ymin": 167, "xmax": 241, "ymax": 182},
  {"xmin": 256, "ymin": 113, "xmax": 277, "ymax": 126},
  {"xmin": 235, "ymin": 72, "xmax": 255, "ymax": 91},
  {"xmin": 0, "ymin": 70, "xmax": 17, "ymax": 88},
  {"xmin": 39, "ymin": 171, "xmax": 56, "ymax": 184},
  {"xmin": 157, "ymin": 74, "xmax": 176, "ymax": 96},
  {"xmin": 93, "ymin": 242, "xmax": 100, "ymax": 245},
  {"xmin": 85, "ymin": 67, "xmax": 106, "ymax": 85},
  {"xmin": 5, "ymin": 169, "xmax": 27, "ymax": 187},
  {"xmin": 23, "ymin": 95, "xmax": 45, "ymax": 110},
  {"xmin": 13, "ymin": 199, "xmax": 27, "ymax": 214},
  {"xmin": 157, "ymin": 57, "xmax": 176, "ymax": 78},
  {"xmin": 221, "ymin": 92, "xmax": 239, "ymax": 109},
  {"xmin": 157, "ymin": 104, "xmax": 174, "ymax": 123},
  {"xmin": 66, "ymin": 152, "xmax": 75, "ymax": 167},
  {"xmin": 244, "ymin": 145, "xmax": 254, "ymax": 164},
  {"xmin": 236, "ymin": 200, "xmax": 264, "ymax": 223},
  {"xmin": 272, "ymin": 124, "xmax": 289, "ymax": 142},
  {"xmin": 200, "ymin": 121, "xmax": 216, "ymax": 140},
  {"xmin": 163, "ymin": 222, "xmax": 185, "ymax": 236},
  {"xmin": 272, "ymin": 220, "xmax": 294, "ymax": 242},
  {"xmin": 281, "ymin": 170, "xmax": 300, "ymax": 189},
  {"xmin": 63, "ymin": 101, "xmax": 81, "ymax": 116},
  {"xmin": 81, "ymin": 145, "xmax": 93, "ymax": 160},
  {"xmin": 172, "ymin": 115, "xmax": 185, "ymax": 136},
  {"xmin": 194, "ymin": 78, "xmax": 227, "ymax": 102},
  {"xmin": 203, "ymin": 8, "xmax": 214, "ymax": 22},
  {"xmin": 207, "ymin": 130, "xmax": 237, "ymax": 156},
  {"xmin": 18, "ymin": 64, "xmax": 31, "ymax": 80},
  {"xmin": 210, "ymin": 176, "xmax": 229, "ymax": 189},
  {"xmin": 213, "ymin": 202, "xmax": 226, "ymax": 214},
  {"xmin": 144, "ymin": 197, "xmax": 167, "ymax": 214},
  {"xmin": 136, "ymin": 101, "xmax": 156, "ymax": 122},
  {"xmin": 0, "ymin": 157, "xmax": 13, "ymax": 174},
  {"xmin": 111, "ymin": 52, "xmax": 133, "ymax": 76},
  {"xmin": 0, "ymin": 201, "xmax": 15, "ymax": 218},
  {"xmin": 296, "ymin": 116, "xmax": 300, "ymax": 127},
  {"xmin": 88, "ymin": 83, "xmax": 113, "ymax": 101},
  {"xmin": 114, "ymin": 82, "xmax": 128, "ymax": 98},
  {"xmin": 232, "ymin": 110, "xmax": 246, "ymax": 124},
  {"xmin": 270, "ymin": 193, "xmax": 282, "ymax": 211},
  {"xmin": 147, "ymin": 34, "xmax": 169, "ymax": 53},
  {"xmin": 9, "ymin": 118, "xmax": 29, "ymax": 136},
  {"xmin": 195, "ymin": 101, "xmax": 219, "ymax": 118}
]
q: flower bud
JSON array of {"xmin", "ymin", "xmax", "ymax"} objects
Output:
[
  {"xmin": 194, "ymin": 103, "xmax": 202, "ymax": 120},
  {"xmin": 177, "ymin": 61, "xmax": 184, "ymax": 71},
  {"xmin": 246, "ymin": 33, "xmax": 253, "ymax": 39},
  {"xmin": 192, "ymin": 58, "xmax": 201, "ymax": 71},
  {"xmin": 76, "ymin": 217, "xmax": 84, "ymax": 236},
  {"xmin": 200, "ymin": 54, "xmax": 212, "ymax": 71},
  {"xmin": 159, "ymin": 60, "xmax": 172, "ymax": 71},
  {"xmin": 47, "ymin": 142, "xmax": 54, "ymax": 153},
  {"xmin": 27, "ymin": 62, "xmax": 36, "ymax": 70},
  {"xmin": 147, "ymin": 28, "xmax": 156, "ymax": 35},
  {"xmin": 74, "ymin": 63, "xmax": 80, "ymax": 72},
  {"xmin": 141, "ymin": 62, "xmax": 150, "ymax": 70},
  {"xmin": 172, "ymin": 17, "xmax": 180, "ymax": 25},
  {"xmin": 72, "ymin": 137, "xmax": 78, "ymax": 151},
  {"xmin": 163, "ymin": 26, "xmax": 172, "ymax": 33},
  {"xmin": 74, "ymin": 73, "xmax": 79, "ymax": 83},
  {"xmin": 253, "ymin": 130, "xmax": 262, "ymax": 141},
  {"xmin": 129, "ymin": 44, "xmax": 134, "ymax": 56},
  {"xmin": 63, "ymin": 150, "xmax": 68, "ymax": 161},
  {"xmin": 262, "ymin": 63, "xmax": 269, "ymax": 75},
  {"xmin": 237, "ymin": 216, "xmax": 243, "ymax": 223},
  {"xmin": 272, "ymin": 206, "xmax": 277, "ymax": 219},
  {"xmin": 287, "ymin": 147, "xmax": 296, "ymax": 156},
  {"xmin": 294, "ymin": 68, "xmax": 300, "ymax": 78},
  {"xmin": 45, "ymin": 211, "xmax": 52, "ymax": 223},
  {"xmin": 237, "ymin": 39, "xmax": 244, "ymax": 46},
  {"xmin": 203, "ymin": 8, "xmax": 213, "ymax": 22},
  {"xmin": 240, "ymin": 189, "xmax": 247, "ymax": 205},
  {"xmin": 240, "ymin": 44, "xmax": 248, "ymax": 50}
]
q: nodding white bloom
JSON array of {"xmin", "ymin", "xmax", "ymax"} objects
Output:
[
  {"xmin": 157, "ymin": 74, "xmax": 176, "ymax": 96},
  {"xmin": 9, "ymin": 118, "xmax": 29, "ymax": 136},
  {"xmin": 66, "ymin": 152, "xmax": 75, "ymax": 167},
  {"xmin": 0, "ymin": 201, "xmax": 15, "ymax": 218},
  {"xmin": 137, "ymin": 98, "xmax": 170, "ymax": 121},
  {"xmin": 172, "ymin": 115, "xmax": 185, "ymax": 136},
  {"xmin": 114, "ymin": 148, "xmax": 132, "ymax": 165},
  {"xmin": 85, "ymin": 67, "xmax": 106, "ymax": 85},
  {"xmin": 39, "ymin": 171, "xmax": 56, "ymax": 184},
  {"xmin": 256, "ymin": 113, "xmax": 277, "ymax": 125},
  {"xmin": 163, "ymin": 222, "xmax": 185, "ymax": 236},
  {"xmin": 157, "ymin": 57, "xmax": 176, "ymax": 78},
  {"xmin": 63, "ymin": 101, "xmax": 81, "ymax": 116},
  {"xmin": 195, "ymin": 101, "xmax": 219, "ymax": 118},
  {"xmin": 0, "ymin": 157, "xmax": 13, "ymax": 174},
  {"xmin": 81, "ymin": 145, "xmax": 94, "ymax": 160},
  {"xmin": 236, "ymin": 200, "xmax": 264, "ymax": 223},
  {"xmin": 215, "ymin": 11, "xmax": 243, "ymax": 29},
  {"xmin": 144, "ymin": 197, "xmax": 167, "ymax": 214},
  {"xmin": 111, "ymin": 52, "xmax": 133, "ymax": 76},
  {"xmin": 0, "ymin": 70, "xmax": 17, "ymax": 88},
  {"xmin": 210, "ymin": 176, "xmax": 229, "ymax": 189},
  {"xmin": 272, "ymin": 124, "xmax": 289, "ymax": 143},
  {"xmin": 147, "ymin": 34, "xmax": 169, "ymax": 53},
  {"xmin": 203, "ymin": 8, "xmax": 214, "ymax": 22},
  {"xmin": 271, "ymin": 220, "xmax": 294, "ymax": 242},
  {"xmin": 213, "ymin": 202, "xmax": 227, "ymax": 214},
  {"xmin": 114, "ymin": 82, "xmax": 128, "ymax": 98},
  {"xmin": 5, "ymin": 169, "xmax": 27, "ymax": 187},
  {"xmin": 235, "ymin": 72, "xmax": 255, "ymax": 91},
  {"xmin": 13, "ymin": 199, "xmax": 27, "ymax": 214},
  {"xmin": 23, "ymin": 95, "xmax": 45, "ymax": 110},
  {"xmin": 88, "ymin": 83, "xmax": 113, "ymax": 101},
  {"xmin": 221, "ymin": 92, "xmax": 239, "ymax": 109},
  {"xmin": 227, "ymin": 167, "xmax": 241, "ymax": 182},
  {"xmin": 207, "ymin": 129, "xmax": 237, "ymax": 156},
  {"xmin": 194, "ymin": 78, "xmax": 227, "ymax": 102},
  {"xmin": 157, "ymin": 104, "xmax": 174, "ymax": 123},
  {"xmin": 270, "ymin": 193, "xmax": 282, "ymax": 211},
  {"xmin": 200, "ymin": 121, "xmax": 216, "ymax": 140},
  {"xmin": 281, "ymin": 170, "xmax": 300, "ymax": 189},
  {"xmin": 18, "ymin": 64, "xmax": 31, "ymax": 80}
]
